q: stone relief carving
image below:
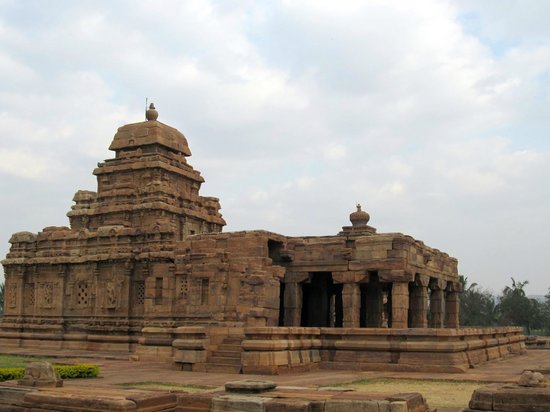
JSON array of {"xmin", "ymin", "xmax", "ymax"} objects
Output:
[
  {"xmin": 43, "ymin": 283, "xmax": 54, "ymax": 309},
  {"xmin": 104, "ymin": 276, "xmax": 124, "ymax": 309},
  {"xmin": 7, "ymin": 284, "xmax": 17, "ymax": 308}
]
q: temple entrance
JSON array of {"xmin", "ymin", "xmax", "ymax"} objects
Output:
[{"xmin": 300, "ymin": 272, "xmax": 342, "ymax": 327}]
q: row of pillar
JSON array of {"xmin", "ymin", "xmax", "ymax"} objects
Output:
[{"xmin": 283, "ymin": 275, "xmax": 460, "ymax": 329}]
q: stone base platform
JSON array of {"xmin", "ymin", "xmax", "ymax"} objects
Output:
[
  {"xmin": 0, "ymin": 325, "xmax": 526, "ymax": 375},
  {"xmin": 238, "ymin": 326, "xmax": 525, "ymax": 375},
  {"xmin": 465, "ymin": 382, "xmax": 550, "ymax": 411},
  {"xmin": 0, "ymin": 382, "xmax": 430, "ymax": 412}
]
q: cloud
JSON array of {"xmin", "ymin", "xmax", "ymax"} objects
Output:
[{"xmin": 0, "ymin": 0, "xmax": 549, "ymax": 295}]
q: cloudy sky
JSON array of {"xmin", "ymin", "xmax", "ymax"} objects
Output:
[{"xmin": 1, "ymin": 0, "xmax": 549, "ymax": 295}]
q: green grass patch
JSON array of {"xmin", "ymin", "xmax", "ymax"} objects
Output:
[
  {"xmin": 323, "ymin": 378, "xmax": 488, "ymax": 410},
  {"xmin": 0, "ymin": 355, "xmax": 56, "ymax": 368},
  {"xmin": 117, "ymin": 381, "xmax": 219, "ymax": 392}
]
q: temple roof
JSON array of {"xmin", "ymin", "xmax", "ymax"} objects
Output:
[{"xmin": 108, "ymin": 107, "xmax": 192, "ymax": 156}]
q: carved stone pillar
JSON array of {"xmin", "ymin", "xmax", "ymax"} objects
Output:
[
  {"xmin": 409, "ymin": 274, "xmax": 429, "ymax": 328},
  {"xmin": 391, "ymin": 282, "xmax": 409, "ymax": 328},
  {"xmin": 342, "ymin": 282, "xmax": 360, "ymax": 328},
  {"xmin": 429, "ymin": 279, "xmax": 447, "ymax": 328},
  {"xmin": 445, "ymin": 282, "xmax": 461, "ymax": 328},
  {"xmin": 283, "ymin": 282, "xmax": 302, "ymax": 326}
]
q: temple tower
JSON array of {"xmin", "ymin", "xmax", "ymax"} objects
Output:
[{"xmin": 67, "ymin": 104, "xmax": 225, "ymax": 238}]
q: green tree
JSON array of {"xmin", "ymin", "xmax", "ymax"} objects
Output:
[
  {"xmin": 542, "ymin": 288, "xmax": 550, "ymax": 335},
  {"xmin": 459, "ymin": 276, "xmax": 498, "ymax": 326},
  {"xmin": 497, "ymin": 278, "xmax": 541, "ymax": 334}
]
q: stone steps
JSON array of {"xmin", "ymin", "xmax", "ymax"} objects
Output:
[
  {"xmin": 208, "ymin": 356, "xmax": 242, "ymax": 365},
  {"xmin": 204, "ymin": 363, "xmax": 242, "ymax": 374},
  {"xmin": 206, "ymin": 335, "xmax": 244, "ymax": 374}
]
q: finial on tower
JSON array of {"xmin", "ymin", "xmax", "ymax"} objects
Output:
[
  {"xmin": 350, "ymin": 203, "xmax": 370, "ymax": 227},
  {"xmin": 146, "ymin": 103, "xmax": 158, "ymax": 121}
]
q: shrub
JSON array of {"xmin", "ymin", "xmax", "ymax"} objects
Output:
[
  {"xmin": 0, "ymin": 364, "xmax": 99, "ymax": 382},
  {"xmin": 54, "ymin": 364, "xmax": 99, "ymax": 379},
  {"xmin": 0, "ymin": 368, "xmax": 24, "ymax": 382}
]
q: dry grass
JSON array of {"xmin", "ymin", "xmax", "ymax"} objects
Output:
[
  {"xmin": 117, "ymin": 381, "xmax": 220, "ymax": 392},
  {"xmin": 0, "ymin": 355, "xmax": 56, "ymax": 368},
  {"xmin": 334, "ymin": 378, "xmax": 487, "ymax": 409}
]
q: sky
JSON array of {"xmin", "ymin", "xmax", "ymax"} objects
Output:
[{"xmin": 0, "ymin": 0, "xmax": 549, "ymax": 295}]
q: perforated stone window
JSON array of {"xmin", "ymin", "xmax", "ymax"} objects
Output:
[
  {"xmin": 177, "ymin": 275, "xmax": 189, "ymax": 300},
  {"xmin": 26, "ymin": 283, "xmax": 35, "ymax": 308},
  {"xmin": 135, "ymin": 281, "xmax": 145, "ymax": 305},
  {"xmin": 77, "ymin": 283, "xmax": 89, "ymax": 307}
]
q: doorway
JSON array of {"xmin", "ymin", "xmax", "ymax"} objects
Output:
[{"xmin": 300, "ymin": 272, "xmax": 342, "ymax": 327}]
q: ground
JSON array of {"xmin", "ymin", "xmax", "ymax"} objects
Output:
[{"xmin": 1, "ymin": 348, "xmax": 548, "ymax": 411}]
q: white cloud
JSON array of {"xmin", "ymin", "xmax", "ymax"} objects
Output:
[{"xmin": 0, "ymin": 0, "xmax": 549, "ymax": 295}]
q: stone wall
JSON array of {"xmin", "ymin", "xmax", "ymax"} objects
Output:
[{"xmin": 239, "ymin": 326, "xmax": 525, "ymax": 374}]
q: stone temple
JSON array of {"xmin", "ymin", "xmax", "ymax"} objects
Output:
[{"xmin": 0, "ymin": 105, "xmax": 524, "ymax": 374}]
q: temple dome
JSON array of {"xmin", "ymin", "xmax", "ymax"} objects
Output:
[
  {"xmin": 350, "ymin": 204, "xmax": 370, "ymax": 227},
  {"xmin": 108, "ymin": 104, "xmax": 192, "ymax": 156}
]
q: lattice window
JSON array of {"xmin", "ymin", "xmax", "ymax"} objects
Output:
[
  {"xmin": 77, "ymin": 282, "xmax": 89, "ymax": 307},
  {"xmin": 135, "ymin": 281, "xmax": 145, "ymax": 305},
  {"xmin": 26, "ymin": 283, "xmax": 35, "ymax": 308},
  {"xmin": 200, "ymin": 278, "xmax": 209, "ymax": 305},
  {"xmin": 177, "ymin": 275, "xmax": 189, "ymax": 300}
]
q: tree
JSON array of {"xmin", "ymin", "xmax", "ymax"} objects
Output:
[
  {"xmin": 497, "ymin": 278, "xmax": 540, "ymax": 334},
  {"xmin": 459, "ymin": 276, "xmax": 498, "ymax": 327}
]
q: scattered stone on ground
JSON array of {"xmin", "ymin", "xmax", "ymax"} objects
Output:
[{"xmin": 18, "ymin": 362, "xmax": 62, "ymax": 388}]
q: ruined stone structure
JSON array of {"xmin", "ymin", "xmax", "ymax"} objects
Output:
[{"xmin": 0, "ymin": 106, "xmax": 525, "ymax": 373}]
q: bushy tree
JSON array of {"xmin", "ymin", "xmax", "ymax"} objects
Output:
[
  {"xmin": 459, "ymin": 276, "xmax": 498, "ymax": 326},
  {"xmin": 497, "ymin": 278, "xmax": 540, "ymax": 334}
]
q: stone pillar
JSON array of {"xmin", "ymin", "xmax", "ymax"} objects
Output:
[
  {"xmin": 342, "ymin": 282, "xmax": 360, "ymax": 328},
  {"xmin": 429, "ymin": 279, "xmax": 447, "ymax": 328},
  {"xmin": 391, "ymin": 282, "xmax": 409, "ymax": 328},
  {"xmin": 283, "ymin": 282, "xmax": 302, "ymax": 326},
  {"xmin": 445, "ymin": 282, "xmax": 461, "ymax": 328},
  {"xmin": 409, "ymin": 274, "xmax": 429, "ymax": 328}
]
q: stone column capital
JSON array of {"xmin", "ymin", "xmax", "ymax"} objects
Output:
[
  {"xmin": 429, "ymin": 278, "xmax": 447, "ymax": 291},
  {"xmin": 446, "ymin": 281, "xmax": 462, "ymax": 293},
  {"xmin": 415, "ymin": 274, "xmax": 430, "ymax": 287}
]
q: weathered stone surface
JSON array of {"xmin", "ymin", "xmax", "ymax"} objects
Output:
[
  {"xmin": 518, "ymin": 370, "xmax": 546, "ymax": 387},
  {"xmin": 467, "ymin": 381, "xmax": 550, "ymax": 411},
  {"xmin": 225, "ymin": 380, "xmax": 277, "ymax": 394},
  {"xmin": 211, "ymin": 395, "xmax": 266, "ymax": 412},
  {"xmin": 18, "ymin": 362, "xmax": 62, "ymax": 388}
]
